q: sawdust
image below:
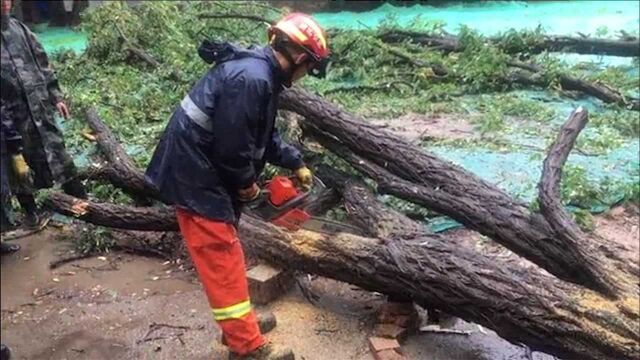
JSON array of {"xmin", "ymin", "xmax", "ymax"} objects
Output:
[
  {"xmin": 576, "ymin": 291, "xmax": 621, "ymax": 314},
  {"xmin": 558, "ymin": 289, "xmax": 640, "ymax": 350},
  {"xmin": 288, "ymin": 229, "xmax": 327, "ymax": 258},
  {"xmin": 70, "ymin": 200, "xmax": 89, "ymax": 216}
]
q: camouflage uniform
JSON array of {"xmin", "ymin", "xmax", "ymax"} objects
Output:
[
  {"xmin": 1, "ymin": 100, "xmax": 21, "ymax": 230},
  {"xmin": 0, "ymin": 17, "xmax": 77, "ymax": 194}
]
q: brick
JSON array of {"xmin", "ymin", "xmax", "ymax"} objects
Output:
[
  {"xmin": 247, "ymin": 263, "xmax": 294, "ymax": 305},
  {"xmin": 373, "ymin": 324, "xmax": 408, "ymax": 343},
  {"xmin": 374, "ymin": 349, "xmax": 406, "ymax": 360},
  {"xmin": 368, "ymin": 337, "xmax": 400, "ymax": 353}
]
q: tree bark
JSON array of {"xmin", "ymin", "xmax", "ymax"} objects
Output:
[
  {"xmin": 44, "ymin": 192, "xmax": 176, "ymax": 231},
  {"xmin": 380, "ymin": 29, "xmax": 640, "ymax": 57},
  {"xmin": 84, "ymin": 107, "xmax": 160, "ymax": 204},
  {"xmin": 282, "ymin": 87, "xmax": 634, "ymax": 297},
  {"xmin": 507, "ymin": 61, "xmax": 640, "ymax": 111},
  {"xmin": 42, "ymin": 191, "xmax": 640, "ymax": 360}
]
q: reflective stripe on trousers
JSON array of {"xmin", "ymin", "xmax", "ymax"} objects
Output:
[{"xmin": 212, "ymin": 300, "xmax": 252, "ymax": 321}]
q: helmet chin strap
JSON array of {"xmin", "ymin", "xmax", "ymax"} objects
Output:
[
  {"xmin": 1, "ymin": 14, "xmax": 9, "ymax": 31},
  {"xmin": 273, "ymin": 37, "xmax": 305, "ymax": 88}
]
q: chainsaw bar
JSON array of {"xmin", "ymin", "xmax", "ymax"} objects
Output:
[
  {"xmin": 244, "ymin": 211, "xmax": 365, "ymax": 236},
  {"xmin": 299, "ymin": 217, "xmax": 366, "ymax": 236},
  {"xmin": 243, "ymin": 175, "xmax": 366, "ymax": 236}
]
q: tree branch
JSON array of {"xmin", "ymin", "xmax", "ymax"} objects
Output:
[
  {"xmin": 538, "ymin": 107, "xmax": 589, "ymax": 238},
  {"xmin": 287, "ymin": 88, "xmax": 628, "ymax": 297},
  {"xmin": 85, "ymin": 108, "xmax": 160, "ymax": 203},
  {"xmin": 197, "ymin": 13, "xmax": 273, "ymax": 25}
]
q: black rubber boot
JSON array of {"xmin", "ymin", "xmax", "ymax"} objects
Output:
[
  {"xmin": 222, "ymin": 311, "xmax": 277, "ymax": 346},
  {"xmin": 0, "ymin": 242, "xmax": 20, "ymax": 255},
  {"xmin": 16, "ymin": 194, "xmax": 40, "ymax": 230},
  {"xmin": 0, "ymin": 203, "xmax": 15, "ymax": 233},
  {"xmin": 62, "ymin": 178, "xmax": 87, "ymax": 199},
  {"xmin": 0, "ymin": 343, "xmax": 12, "ymax": 360}
]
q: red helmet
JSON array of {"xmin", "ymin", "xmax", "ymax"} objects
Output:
[{"xmin": 269, "ymin": 13, "xmax": 330, "ymax": 77}]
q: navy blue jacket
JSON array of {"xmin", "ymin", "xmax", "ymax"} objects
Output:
[{"xmin": 145, "ymin": 44, "xmax": 304, "ymax": 223}]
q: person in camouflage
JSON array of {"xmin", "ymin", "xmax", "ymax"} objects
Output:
[
  {"xmin": 1, "ymin": 0, "xmax": 86, "ymax": 228},
  {"xmin": 1, "ymin": 100, "xmax": 21, "ymax": 253}
]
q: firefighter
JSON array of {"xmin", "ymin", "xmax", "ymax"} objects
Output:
[{"xmin": 145, "ymin": 13, "xmax": 329, "ymax": 360}]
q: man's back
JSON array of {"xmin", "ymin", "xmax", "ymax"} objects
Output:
[{"xmin": 145, "ymin": 44, "xmax": 301, "ymax": 224}]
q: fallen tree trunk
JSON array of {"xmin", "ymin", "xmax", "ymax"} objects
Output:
[
  {"xmin": 283, "ymin": 87, "xmax": 635, "ymax": 297},
  {"xmin": 43, "ymin": 191, "xmax": 640, "ymax": 360},
  {"xmin": 45, "ymin": 193, "xmax": 176, "ymax": 231},
  {"xmin": 44, "ymin": 109, "xmax": 639, "ymax": 360},
  {"xmin": 78, "ymin": 83, "xmax": 638, "ymax": 298},
  {"xmin": 378, "ymin": 31, "xmax": 639, "ymax": 110},
  {"xmin": 507, "ymin": 61, "xmax": 640, "ymax": 111},
  {"xmin": 80, "ymin": 86, "xmax": 636, "ymax": 298},
  {"xmin": 380, "ymin": 29, "xmax": 640, "ymax": 57},
  {"xmin": 84, "ymin": 108, "xmax": 161, "ymax": 203}
]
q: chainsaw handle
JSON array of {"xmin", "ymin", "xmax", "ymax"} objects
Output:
[
  {"xmin": 265, "ymin": 175, "xmax": 325, "ymax": 194},
  {"xmin": 292, "ymin": 175, "xmax": 326, "ymax": 194}
]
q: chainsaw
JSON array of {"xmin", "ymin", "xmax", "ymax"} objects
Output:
[{"xmin": 243, "ymin": 175, "xmax": 365, "ymax": 236}]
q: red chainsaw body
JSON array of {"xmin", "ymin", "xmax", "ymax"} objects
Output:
[
  {"xmin": 245, "ymin": 175, "xmax": 363, "ymax": 235},
  {"xmin": 263, "ymin": 176, "xmax": 311, "ymax": 231}
]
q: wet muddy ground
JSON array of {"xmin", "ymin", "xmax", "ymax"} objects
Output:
[{"xmin": 1, "ymin": 206, "xmax": 636, "ymax": 360}]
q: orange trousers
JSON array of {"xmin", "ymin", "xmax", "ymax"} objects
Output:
[{"xmin": 176, "ymin": 208, "xmax": 266, "ymax": 355}]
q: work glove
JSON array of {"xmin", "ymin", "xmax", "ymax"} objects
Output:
[
  {"xmin": 11, "ymin": 154, "xmax": 30, "ymax": 181},
  {"xmin": 295, "ymin": 166, "xmax": 313, "ymax": 191},
  {"xmin": 238, "ymin": 183, "xmax": 261, "ymax": 202},
  {"xmin": 56, "ymin": 101, "xmax": 70, "ymax": 119}
]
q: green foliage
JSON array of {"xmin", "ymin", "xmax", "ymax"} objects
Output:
[
  {"xmin": 475, "ymin": 108, "xmax": 506, "ymax": 135},
  {"xmin": 561, "ymin": 165, "xmax": 601, "ymax": 207},
  {"xmin": 572, "ymin": 208, "xmax": 595, "ymax": 232},
  {"xmin": 559, "ymin": 165, "xmax": 634, "ymax": 209},
  {"xmin": 590, "ymin": 108, "xmax": 640, "ymax": 138},
  {"xmin": 575, "ymin": 125, "xmax": 624, "ymax": 154},
  {"xmin": 73, "ymin": 225, "xmax": 116, "ymax": 254},
  {"xmin": 595, "ymin": 25, "xmax": 609, "ymax": 37},
  {"xmin": 493, "ymin": 26, "xmax": 546, "ymax": 54},
  {"xmin": 468, "ymin": 93, "xmax": 558, "ymax": 134},
  {"xmin": 383, "ymin": 198, "xmax": 434, "ymax": 221},
  {"xmin": 453, "ymin": 26, "xmax": 511, "ymax": 92},
  {"xmin": 583, "ymin": 66, "xmax": 640, "ymax": 95}
]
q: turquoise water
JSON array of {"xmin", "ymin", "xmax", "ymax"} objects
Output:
[
  {"xmin": 33, "ymin": 24, "xmax": 87, "ymax": 54},
  {"xmin": 314, "ymin": 1, "xmax": 640, "ymax": 36}
]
